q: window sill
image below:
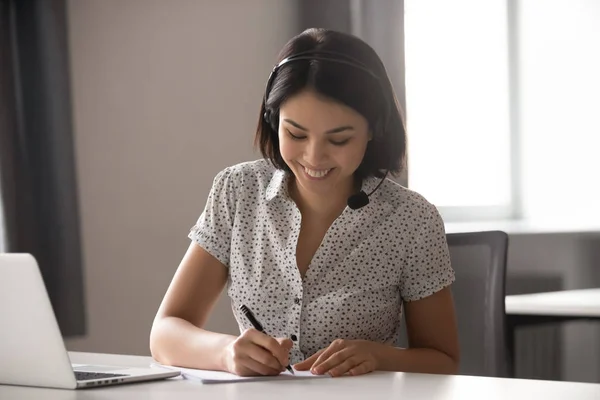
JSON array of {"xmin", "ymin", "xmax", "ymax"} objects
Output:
[{"xmin": 444, "ymin": 219, "xmax": 600, "ymax": 236}]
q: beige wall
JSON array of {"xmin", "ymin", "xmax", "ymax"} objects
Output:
[{"xmin": 65, "ymin": 0, "xmax": 298, "ymax": 355}]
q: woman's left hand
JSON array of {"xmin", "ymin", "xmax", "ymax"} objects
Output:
[{"xmin": 293, "ymin": 339, "xmax": 383, "ymax": 377}]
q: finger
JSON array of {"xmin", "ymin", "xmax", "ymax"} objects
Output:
[
  {"xmin": 245, "ymin": 342, "xmax": 285, "ymax": 371},
  {"xmin": 328, "ymin": 355, "xmax": 362, "ymax": 377},
  {"xmin": 231, "ymin": 366, "xmax": 256, "ymax": 377},
  {"xmin": 313, "ymin": 348, "xmax": 354, "ymax": 375},
  {"xmin": 293, "ymin": 349, "xmax": 324, "ymax": 371},
  {"xmin": 247, "ymin": 330, "xmax": 290, "ymax": 367},
  {"xmin": 276, "ymin": 338, "xmax": 293, "ymax": 351},
  {"xmin": 229, "ymin": 334, "xmax": 283, "ymax": 376},
  {"xmin": 241, "ymin": 356, "xmax": 282, "ymax": 376},
  {"xmin": 310, "ymin": 341, "xmax": 346, "ymax": 373},
  {"xmin": 349, "ymin": 360, "xmax": 375, "ymax": 376},
  {"xmin": 229, "ymin": 361, "xmax": 267, "ymax": 377}
]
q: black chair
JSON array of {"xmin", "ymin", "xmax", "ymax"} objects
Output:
[{"xmin": 399, "ymin": 230, "xmax": 510, "ymax": 377}]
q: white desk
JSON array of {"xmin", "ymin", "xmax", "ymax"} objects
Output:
[
  {"xmin": 506, "ymin": 288, "xmax": 600, "ymax": 318},
  {"xmin": 1, "ymin": 352, "xmax": 600, "ymax": 399}
]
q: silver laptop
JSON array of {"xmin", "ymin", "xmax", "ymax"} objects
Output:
[{"xmin": 0, "ymin": 253, "xmax": 180, "ymax": 389}]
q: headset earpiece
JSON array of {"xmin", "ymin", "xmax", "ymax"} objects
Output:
[{"xmin": 263, "ymin": 109, "xmax": 277, "ymax": 131}]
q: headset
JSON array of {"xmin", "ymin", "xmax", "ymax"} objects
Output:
[{"xmin": 262, "ymin": 50, "xmax": 391, "ymax": 210}]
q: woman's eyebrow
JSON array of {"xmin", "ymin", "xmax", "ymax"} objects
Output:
[{"xmin": 283, "ymin": 118, "xmax": 355, "ymax": 134}]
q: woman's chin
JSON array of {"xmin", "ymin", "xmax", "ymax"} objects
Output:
[{"xmin": 295, "ymin": 171, "xmax": 355, "ymax": 200}]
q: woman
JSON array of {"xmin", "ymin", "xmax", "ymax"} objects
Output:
[{"xmin": 150, "ymin": 28, "xmax": 459, "ymax": 378}]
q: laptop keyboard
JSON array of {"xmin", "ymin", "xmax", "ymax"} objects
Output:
[{"xmin": 75, "ymin": 371, "xmax": 128, "ymax": 381}]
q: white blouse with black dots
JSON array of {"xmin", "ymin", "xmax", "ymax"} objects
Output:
[{"xmin": 189, "ymin": 159, "xmax": 455, "ymax": 364}]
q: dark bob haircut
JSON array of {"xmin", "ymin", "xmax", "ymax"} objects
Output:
[{"xmin": 255, "ymin": 28, "xmax": 406, "ymax": 179}]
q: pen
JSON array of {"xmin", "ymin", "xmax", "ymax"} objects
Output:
[{"xmin": 239, "ymin": 304, "xmax": 295, "ymax": 375}]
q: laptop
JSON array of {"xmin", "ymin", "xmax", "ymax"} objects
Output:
[{"xmin": 0, "ymin": 253, "xmax": 180, "ymax": 389}]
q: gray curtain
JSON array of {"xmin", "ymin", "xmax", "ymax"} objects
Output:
[
  {"xmin": 0, "ymin": 0, "xmax": 86, "ymax": 336},
  {"xmin": 298, "ymin": 0, "xmax": 407, "ymax": 185}
]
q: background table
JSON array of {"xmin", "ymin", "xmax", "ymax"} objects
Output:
[
  {"xmin": 505, "ymin": 288, "xmax": 600, "ymax": 378},
  {"xmin": 506, "ymin": 288, "xmax": 600, "ymax": 320}
]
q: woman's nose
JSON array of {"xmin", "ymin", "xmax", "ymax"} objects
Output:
[{"xmin": 304, "ymin": 140, "xmax": 327, "ymax": 165}]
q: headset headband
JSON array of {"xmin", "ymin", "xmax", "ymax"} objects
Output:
[{"xmin": 262, "ymin": 50, "xmax": 389, "ymax": 134}]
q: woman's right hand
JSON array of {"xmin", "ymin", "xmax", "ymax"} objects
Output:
[{"xmin": 222, "ymin": 328, "xmax": 293, "ymax": 376}]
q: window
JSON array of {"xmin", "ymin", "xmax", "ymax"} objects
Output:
[
  {"xmin": 404, "ymin": 0, "xmax": 600, "ymax": 225},
  {"xmin": 516, "ymin": 0, "xmax": 600, "ymax": 223},
  {"xmin": 404, "ymin": 0, "xmax": 514, "ymax": 222}
]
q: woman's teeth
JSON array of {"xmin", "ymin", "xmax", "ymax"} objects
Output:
[{"xmin": 303, "ymin": 167, "xmax": 332, "ymax": 178}]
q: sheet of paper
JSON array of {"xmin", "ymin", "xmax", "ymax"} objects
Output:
[{"xmin": 150, "ymin": 362, "xmax": 329, "ymax": 384}]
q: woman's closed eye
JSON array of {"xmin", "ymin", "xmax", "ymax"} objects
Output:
[
  {"xmin": 330, "ymin": 138, "xmax": 351, "ymax": 146},
  {"xmin": 286, "ymin": 129, "xmax": 351, "ymax": 146},
  {"xmin": 287, "ymin": 130, "xmax": 306, "ymax": 141}
]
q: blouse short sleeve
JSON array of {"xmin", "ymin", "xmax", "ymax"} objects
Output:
[
  {"xmin": 399, "ymin": 204, "xmax": 455, "ymax": 302},
  {"xmin": 188, "ymin": 167, "xmax": 239, "ymax": 267}
]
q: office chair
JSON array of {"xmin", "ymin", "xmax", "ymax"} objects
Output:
[{"xmin": 399, "ymin": 230, "xmax": 510, "ymax": 377}]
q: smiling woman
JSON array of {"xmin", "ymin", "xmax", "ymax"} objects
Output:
[{"xmin": 150, "ymin": 28, "xmax": 459, "ymax": 379}]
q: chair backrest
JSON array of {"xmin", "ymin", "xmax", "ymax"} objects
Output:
[{"xmin": 399, "ymin": 230, "xmax": 510, "ymax": 377}]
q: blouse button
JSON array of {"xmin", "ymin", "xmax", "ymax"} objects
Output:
[{"xmin": 294, "ymin": 297, "xmax": 302, "ymax": 305}]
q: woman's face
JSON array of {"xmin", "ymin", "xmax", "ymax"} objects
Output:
[{"xmin": 278, "ymin": 89, "xmax": 371, "ymax": 199}]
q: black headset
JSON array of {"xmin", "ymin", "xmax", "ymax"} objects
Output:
[{"xmin": 262, "ymin": 50, "xmax": 390, "ymax": 210}]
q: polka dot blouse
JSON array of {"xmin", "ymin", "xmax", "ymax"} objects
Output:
[{"xmin": 189, "ymin": 159, "xmax": 455, "ymax": 364}]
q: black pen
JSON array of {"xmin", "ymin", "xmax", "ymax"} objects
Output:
[{"xmin": 239, "ymin": 304, "xmax": 295, "ymax": 375}]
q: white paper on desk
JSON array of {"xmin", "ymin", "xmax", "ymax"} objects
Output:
[{"xmin": 150, "ymin": 363, "xmax": 329, "ymax": 384}]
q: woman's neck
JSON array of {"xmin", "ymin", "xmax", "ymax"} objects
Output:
[{"xmin": 289, "ymin": 176, "xmax": 359, "ymax": 220}]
